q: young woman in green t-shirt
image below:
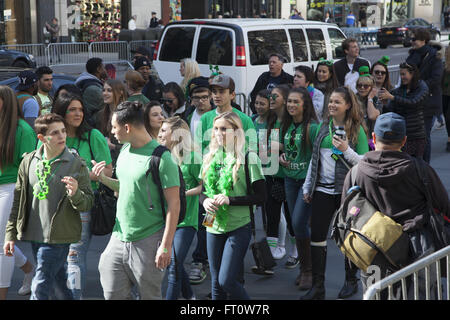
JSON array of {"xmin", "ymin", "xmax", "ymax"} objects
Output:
[
  {"xmin": 52, "ymin": 93, "xmax": 113, "ymax": 299},
  {"xmin": 301, "ymin": 86, "xmax": 369, "ymax": 300},
  {"xmin": 157, "ymin": 116, "xmax": 202, "ymax": 300},
  {"xmin": 279, "ymin": 87, "xmax": 318, "ymax": 291},
  {"xmin": 200, "ymin": 112, "xmax": 266, "ymax": 300},
  {"xmin": 0, "ymin": 85, "xmax": 36, "ymax": 299}
]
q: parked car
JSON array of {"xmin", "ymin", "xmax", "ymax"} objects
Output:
[
  {"xmin": 0, "ymin": 73, "xmax": 76, "ymax": 96},
  {"xmin": 152, "ymin": 18, "xmax": 347, "ymax": 113},
  {"xmin": 0, "ymin": 48, "xmax": 37, "ymax": 68},
  {"xmin": 377, "ymin": 18, "xmax": 440, "ymax": 49}
]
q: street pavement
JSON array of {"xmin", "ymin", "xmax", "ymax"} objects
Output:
[{"xmin": 6, "ymin": 125, "xmax": 450, "ymax": 300}]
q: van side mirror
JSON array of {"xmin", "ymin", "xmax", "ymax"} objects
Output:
[{"xmin": 335, "ymin": 46, "xmax": 345, "ymax": 58}]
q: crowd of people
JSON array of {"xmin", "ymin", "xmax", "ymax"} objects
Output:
[{"xmin": 0, "ymin": 27, "xmax": 449, "ymax": 301}]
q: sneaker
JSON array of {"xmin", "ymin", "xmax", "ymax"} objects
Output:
[
  {"xmin": 270, "ymin": 246, "xmax": 286, "ymax": 260},
  {"xmin": 18, "ymin": 267, "xmax": 35, "ymax": 296},
  {"xmin": 189, "ymin": 262, "xmax": 207, "ymax": 285},
  {"xmin": 285, "ymin": 256, "xmax": 300, "ymax": 269},
  {"xmin": 251, "ymin": 265, "xmax": 275, "ymax": 276}
]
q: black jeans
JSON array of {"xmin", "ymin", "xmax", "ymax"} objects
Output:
[{"xmin": 442, "ymin": 95, "xmax": 450, "ymax": 138}]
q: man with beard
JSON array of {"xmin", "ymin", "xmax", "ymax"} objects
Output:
[{"xmin": 34, "ymin": 66, "xmax": 54, "ymax": 115}]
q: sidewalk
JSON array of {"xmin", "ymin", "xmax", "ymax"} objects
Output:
[{"xmin": 5, "ymin": 128, "xmax": 450, "ymax": 300}]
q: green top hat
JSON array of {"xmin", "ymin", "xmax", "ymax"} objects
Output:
[
  {"xmin": 378, "ymin": 55, "xmax": 390, "ymax": 66},
  {"xmin": 359, "ymin": 66, "xmax": 370, "ymax": 77}
]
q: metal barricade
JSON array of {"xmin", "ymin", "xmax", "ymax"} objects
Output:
[
  {"xmin": 129, "ymin": 40, "xmax": 157, "ymax": 57},
  {"xmin": 235, "ymin": 92, "xmax": 249, "ymax": 116},
  {"xmin": 388, "ymin": 64, "xmax": 400, "ymax": 87},
  {"xmin": 89, "ymin": 41, "xmax": 129, "ymax": 62},
  {"xmin": 47, "ymin": 42, "xmax": 90, "ymax": 66},
  {"xmin": 363, "ymin": 246, "xmax": 450, "ymax": 300},
  {"xmin": 341, "ymin": 27, "xmax": 378, "ymax": 48},
  {"xmin": 0, "ymin": 44, "xmax": 47, "ymax": 66}
]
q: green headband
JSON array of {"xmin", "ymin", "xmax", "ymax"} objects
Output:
[
  {"xmin": 318, "ymin": 57, "xmax": 334, "ymax": 66},
  {"xmin": 209, "ymin": 64, "xmax": 220, "ymax": 76}
]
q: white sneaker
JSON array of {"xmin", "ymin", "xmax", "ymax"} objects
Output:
[
  {"xmin": 18, "ymin": 267, "xmax": 35, "ymax": 296},
  {"xmin": 270, "ymin": 246, "xmax": 286, "ymax": 260}
]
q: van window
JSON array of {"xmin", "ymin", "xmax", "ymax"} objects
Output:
[
  {"xmin": 159, "ymin": 27, "xmax": 195, "ymax": 62},
  {"xmin": 288, "ymin": 29, "xmax": 308, "ymax": 62},
  {"xmin": 196, "ymin": 28, "xmax": 233, "ymax": 66},
  {"xmin": 328, "ymin": 28, "xmax": 346, "ymax": 59},
  {"xmin": 248, "ymin": 29, "xmax": 291, "ymax": 65},
  {"xmin": 305, "ymin": 29, "xmax": 326, "ymax": 61}
]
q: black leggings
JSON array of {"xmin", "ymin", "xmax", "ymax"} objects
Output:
[
  {"xmin": 263, "ymin": 176, "xmax": 294, "ymax": 238},
  {"xmin": 310, "ymin": 191, "xmax": 341, "ymax": 244},
  {"xmin": 443, "ymin": 95, "xmax": 450, "ymax": 138}
]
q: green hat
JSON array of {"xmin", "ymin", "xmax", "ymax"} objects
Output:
[
  {"xmin": 378, "ymin": 55, "xmax": 390, "ymax": 66},
  {"xmin": 359, "ymin": 66, "xmax": 370, "ymax": 77}
]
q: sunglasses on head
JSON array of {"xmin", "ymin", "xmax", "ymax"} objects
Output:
[
  {"xmin": 374, "ymin": 70, "xmax": 387, "ymax": 75},
  {"xmin": 357, "ymin": 84, "xmax": 371, "ymax": 89},
  {"xmin": 400, "ymin": 62, "xmax": 415, "ymax": 71}
]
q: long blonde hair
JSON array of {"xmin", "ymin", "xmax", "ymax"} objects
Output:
[
  {"xmin": 160, "ymin": 116, "xmax": 196, "ymax": 165},
  {"xmin": 180, "ymin": 58, "xmax": 201, "ymax": 93},
  {"xmin": 202, "ymin": 112, "xmax": 245, "ymax": 184}
]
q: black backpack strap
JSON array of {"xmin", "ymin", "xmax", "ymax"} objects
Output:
[
  {"xmin": 244, "ymin": 152, "xmax": 257, "ymax": 239},
  {"xmin": 145, "ymin": 145, "xmax": 168, "ymax": 215}
]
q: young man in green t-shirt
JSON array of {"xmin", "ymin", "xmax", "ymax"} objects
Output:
[
  {"xmin": 195, "ymin": 75, "xmax": 257, "ymax": 155},
  {"xmin": 92, "ymin": 101, "xmax": 181, "ymax": 300}
]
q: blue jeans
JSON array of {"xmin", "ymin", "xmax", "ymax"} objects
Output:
[
  {"xmin": 192, "ymin": 204, "xmax": 208, "ymax": 264},
  {"xmin": 67, "ymin": 211, "xmax": 92, "ymax": 300},
  {"xmin": 30, "ymin": 242, "xmax": 73, "ymax": 300},
  {"xmin": 166, "ymin": 226, "xmax": 196, "ymax": 300},
  {"xmin": 284, "ymin": 177, "xmax": 312, "ymax": 239},
  {"xmin": 207, "ymin": 223, "xmax": 251, "ymax": 300}
]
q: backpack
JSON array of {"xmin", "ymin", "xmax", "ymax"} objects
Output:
[
  {"xmin": 331, "ymin": 164, "xmax": 410, "ymax": 273},
  {"xmin": 145, "ymin": 145, "xmax": 186, "ymax": 225}
]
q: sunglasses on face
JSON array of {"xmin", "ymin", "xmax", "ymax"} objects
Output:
[
  {"xmin": 357, "ymin": 84, "xmax": 371, "ymax": 89},
  {"xmin": 411, "ymin": 38, "xmax": 416, "ymax": 42},
  {"xmin": 268, "ymin": 94, "xmax": 279, "ymax": 101},
  {"xmin": 374, "ymin": 70, "xmax": 387, "ymax": 76},
  {"xmin": 160, "ymin": 98, "xmax": 174, "ymax": 104}
]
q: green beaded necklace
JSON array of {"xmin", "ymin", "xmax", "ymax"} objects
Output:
[{"xmin": 33, "ymin": 154, "xmax": 63, "ymax": 200}]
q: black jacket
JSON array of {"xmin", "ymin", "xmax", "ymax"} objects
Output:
[
  {"xmin": 333, "ymin": 57, "xmax": 370, "ymax": 86},
  {"xmin": 249, "ymin": 70, "xmax": 293, "ymax": 114},
  {"xmin": 143, "ymin": 76, "xmax": 164, "ymax": 102},
  {"xmin": 385, "ymin": 80, "xmax": 429, "ymax": 140},
  {"xmin": 406, "ymin": 41, "xmax": 444, "ymax": 117}
]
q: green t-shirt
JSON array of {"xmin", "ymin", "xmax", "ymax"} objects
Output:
[
  {"xmin": 195, "ymin": 107, "xmax": 257, "ymax": 154},
  {"xmin": 37, "ymin": 129, "xmax": 112, "ymax": 190},
  {"xmin": 0, "ymin": 119, "xmax": 37, "ymax": 185},
  {"xmin": 127, "ymin": 94, "xmax": 150, "ymax": 106},
  {"xmin": 317, "ymin": 122, "xmax": 369, "ymax": 155},
  {"xmin": 282, "ymin": 122, "xmax": 318, "ymax": 180},
  {"xmin": 178, "ymin": 151, "xmax": 202, "ymax": 230},
  {"xmin": 200, "ymin": 152, "xmax": 265, "ymax": 234},
  {"xmin": 114, "ymin": 140, "xmax": 180, "ymax": 242}
]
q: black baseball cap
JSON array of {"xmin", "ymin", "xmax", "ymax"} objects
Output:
[
  {"xmin": 16, "ymin": 70, "xmax": 38, "ymax": 91},
  {"xmin": 188, "ymin": 76, "xmax": 210, "ymax": 97},
  {"xmin": 134, "ymin": 56, "xmax": 151, "ymax": 70}
]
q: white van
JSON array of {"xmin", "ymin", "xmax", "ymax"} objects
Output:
[{"xmin": 152, "ymin": 18, "xmax": 347, "ymax": 113}]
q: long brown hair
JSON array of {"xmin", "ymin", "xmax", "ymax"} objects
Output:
[
  {"xmin": 329, "ymin": 86, "xmax": 367, "ymax": 145},
  {"xmin": 101, "ymin": 79, "xmax": 128, "ymax": 136},
  {"xmin": 0, "ymin": 85, "xmax": 20, "ymax": 170}
]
